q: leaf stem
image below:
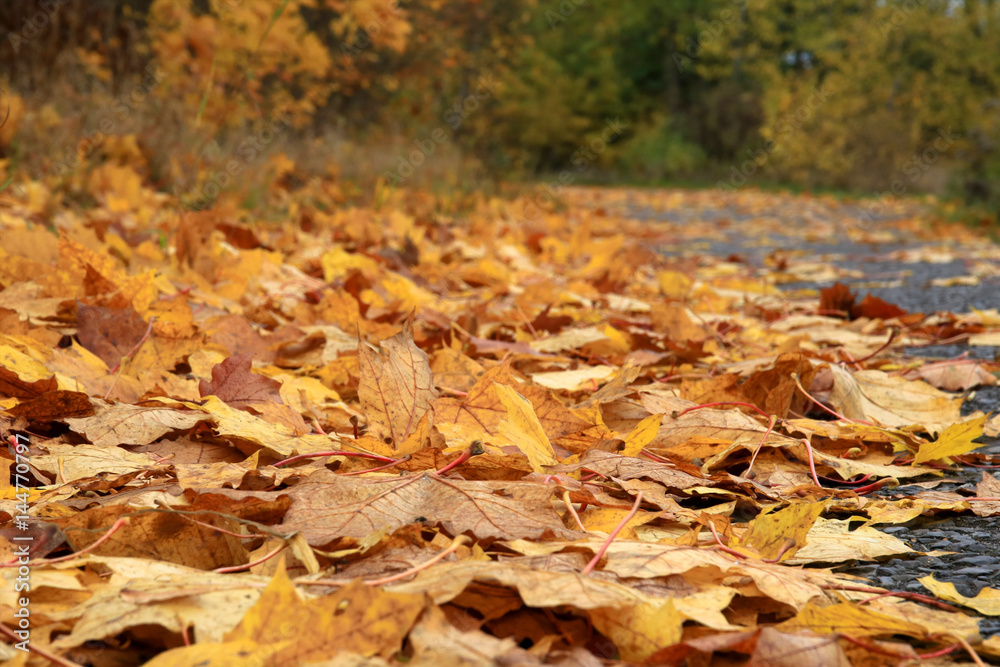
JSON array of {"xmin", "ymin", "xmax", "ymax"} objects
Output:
[
  {"xmin": 215, "ymin": 542, "xmax": 286, "ymax": 574},
  {"xmin": 341, "ymin": 454, "xmax": 411, "ymax": 476},
  {"xmin": 581, "ymin": 492, "xmax": 642, "ymax": 575},
  {"xmin": 676, "ymin": 401, "xmax": 770, "ymax": 421},
  {"xmin": 434, "ymin": 441, "xmax": 484, "ymax": 476},
  {"xmin": 745, "ymin": 414, "xmax": 777, "ymax": 477},
  {"xmin": 0, "ymin": 623, "xmax": 82, "ymax": 667},
  {"xmin": 273, "ymin": 451, "xmax": 399, "ymax": 467},
  {"xmin": 562, "ymin": 490, "xmax": 586, "ymax": 532},
  {"xmin": 799, "ymin": 438, "xmax": 823, "ymax": 488},
  {"xmin": 821, "ymin": 583, "xmax": 961, "ymax": 613},
  {"xmin": 790, "ymin": 372, "xmax": 874, "ymax": 426},
  {"xmin": 300, "ymin": 535, "xmax": 470, "ymax": 587}
]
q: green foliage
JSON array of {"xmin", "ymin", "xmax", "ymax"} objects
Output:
[{"xmin": 611, "ymin": 114, "xmax": 706, "ymax": 181}]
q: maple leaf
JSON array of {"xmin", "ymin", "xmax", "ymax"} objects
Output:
[
  {"xmin": 492, "ymin": 381, "xmax": 558, "ymax": 472},
  {"xmin": 223, "ymin": 565, "xmax": 424, "ymax": 661},
  {"xmin": 280, "ymin": 470, "xmax": 581, "ymax": 544},
  {"xmin": 64, "ymin": 399, "xmax": 205, "ymax": 447},
  {"xmin": 358, "ymin": 319, "xmax": 438, "ymax": 448},
  {"xmin": 76, "ymin": 302, "xmax": 150, "ymax": 369},
  {"xmin": 827, "ymin": 365, "xmax": 963, "ymax": 433},
  {"xmin": 913, "ymin": 414, "xmax": 988, "ymax": 463},
  {"xmin": 199, "ymin": 352, "xmax": 309, "ymax": 434},
  {"xmin": 199, "ymin": 352, "xmax": 282, "ymax": 409}
]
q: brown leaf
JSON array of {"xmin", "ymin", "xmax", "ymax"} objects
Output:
[
  {"xmin": 598, "ymin": 540, "xmax": 834, "ymax": 611},
  {"xmin": 408, "ymin": 605, "xmax": 528, "ymax": 665},
  {"xmin": 280, "ymin": 470, "xmax": 581, "ymax": 544},
  {"xmin": 429, "ymin": 346, "xmax": 486, "ymax": 392},
  {"xmin": 0, "ymin": 366, "xmax": 57, "ymax": 399},
  {"xmin": 973, "ymin": 472, "xmax": 1000, "ymax": 517},
  {"xmin": 56, "ymin": 505, "xmax": 249, "ymax": 569},
  {"xmin": 199, "ymin": 352, "xmax": 282, "ymax": 409},
  {"xmin": 650, "ymin": 303, "xmax": 706, "ymax": 341},
  {"xmin": 641, "ymin": 393, "xmax": 800, "ymax": 449},
  {"xmin": 853, "ymin": 293, "xmax": 908, "ymax": 320},
  {"xmin": 31, "ymin": 442, "xmax": 159, "ymax": 484},
  {"xmin": 198, "ymin": 352, "xmax": 309, "ymax": 434},
  {"xmin": 819, "ymin": 282, "xmax": 855, "ymax": 319},
  {"xmin": 10, "ymin": 389, "xmax": 94, "ymax": 422},
  {"xmin": 741, "ymin": 352, "xmax": 818, "ymax": 418},
  {"xmin": 579, "ymin": 360, "xmax": 643, "ymax": 408},
  {"xmin": 749, "ymin": 627, "xmax": 851, "ymax": 666},
  {"xmin": 828, "ymin": 366, "xmax": 962, "ymax": 433},
  {"xmin": 432, "ymin": 362, "xmax": 513, "ymax": 445},
  {"xmin": 77, "ymin": 302, "xmax": 149, "ymax": 368},
  {"xmin": 358, "ymin": 320, "xmax": 438, "ymax": 447},
  {"xmin": 433, "ymin": 362, "xmax": 589, "ymax": 448}
]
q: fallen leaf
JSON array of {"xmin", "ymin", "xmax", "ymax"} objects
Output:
[
  {"xmin": 530, "ymin": 365, "xmax": 615, "ymax": 391},
  {"xmin": 916, "ymin": 359, "xmax": 998, "ymax": 391},
  {"xmin": 63, "ymin": 399, "xmax": 204, "ymax": 447},
  {"xmin": 785, "ymin": 518, "xmax": 916, "ymax": 564},
  {"xmin": 619, "ymin": 413, "xmax": 663, "ymax": 457},
  {"xmin": 737, "ymin": 501, "xmax": 826, "ymax": 561},
  {"xmin": 493, "ymin": 382, "xmax": 558, "ymax": 472},
  {"xmin": 280, "ymin": 470, "xmax": 581, "ymax": 544},
  {"xmin": 199, "ymin": 352, "xmax": 282, "ymax": 409},
  {"xmin": 358, "ymin": 320, "xmax": 438, "ymax": 447},
  {"xmin": 76, "ymin": 302, "xmax": 150, "ymax": 369},
  {"xmin": 913, "ymin": 414, "xmax": 988, "ymax": 463},
  {"xmin": 590, "ymin": 599, "xmax": 683, "ymax": 662},
  {"xmin": 10, "ymin": 390, "xmax": 94, "ymax": 421},
  {"xmin": 919, "ymin": 575, "xmax": 1000, "ymax": 616},
  {"xmin": 828, "ymin": 366, "xmax": 962, "ymax": 433},
  {"xmin": 781, "ymin": 600, "xmax": 926, "ymax": 638}
]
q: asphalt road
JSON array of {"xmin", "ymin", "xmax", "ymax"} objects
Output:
[{"xmin": 630, "ymin": 191, "xmax": 1000, "ymax": 638}]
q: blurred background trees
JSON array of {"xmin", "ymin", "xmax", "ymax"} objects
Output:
[{"xmin": 3, "ymin": 0, "xmax": 1000, "ymax": 214}]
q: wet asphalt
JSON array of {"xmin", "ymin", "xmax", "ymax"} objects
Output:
[{"xmin": 628, "ymin": 193, "xmax": 1000, "ymax": 638}]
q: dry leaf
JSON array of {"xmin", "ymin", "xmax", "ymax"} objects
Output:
[
  {"xmin": 280, "ymin": 470, "xmax": 581, "ymax": 544},
  {"xmin": 358, "ymin": 320, "xmax": 439, "ymax": 447},
  {"xmin": 64, "ymin": 400, "xmax": 204, "ymax": 447}
]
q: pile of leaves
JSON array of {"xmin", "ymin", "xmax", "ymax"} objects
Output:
[{"xmin": 2, "ymin": 183, "xmax": 1000, "ymax": 666}]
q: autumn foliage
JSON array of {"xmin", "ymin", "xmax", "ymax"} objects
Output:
[
  {"xmin": 8, "ymin": 0, "xmax": 1000, "ymax": 208},
  {"xmin": 5, "ymin": 0, "xmax": 1000, "ymax": 664},
  {"xmin": 1, "ymin": 182, "xmax": 1000, "ymax": 664}
]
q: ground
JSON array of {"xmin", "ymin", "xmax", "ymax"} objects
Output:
[{"xmin": 2, "ymin": 186, "xmax": 1000, "ymax": 665}]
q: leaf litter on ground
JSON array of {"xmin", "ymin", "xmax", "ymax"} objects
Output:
[{"xmin": 2, "ymin": 185, "xmax": 1000, "ymax": 664}]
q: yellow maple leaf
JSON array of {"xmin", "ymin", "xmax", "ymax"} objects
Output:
[
  {"xmin": 493, "ymin": 382, "xmax": 558, "ymax": 473},
  {"xmin": 913, "ymin": 414, "xmax": 988, "ymax": 464},
  {"xmin": 620, "ymin": 413, "xmax": 664, "ymax": 458}
]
